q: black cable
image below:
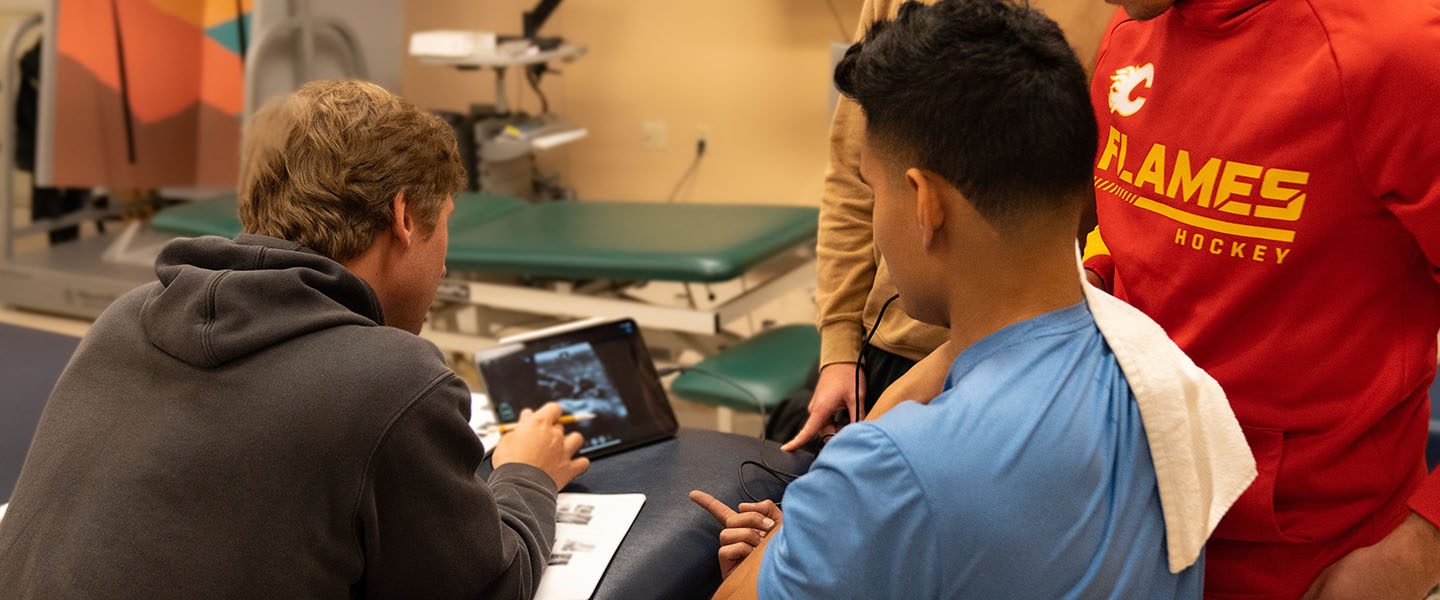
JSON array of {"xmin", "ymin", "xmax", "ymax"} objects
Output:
[
  {"xmin": 854, "ymin": 294, "xmax": 901, "ymax": 423},
  {"xmin": 665, "ymin": 290, "xmax": 897, "ymax": 506},
  {"xmin": 525, "ymin": 66, "xmax": 550, "ymax": 114},
  {"xmin": 234, "ymin": 0, "xmax": 248, "ymax": 63},
  {"xmin": 843, "ymin": 292, "xmax": 900, "ymax": 541},
  {"xmin": 675, "ymin": 365, "xmax": 801, "ymax": 505},
  {"xmin": 822, "ymin": 0, "xmax": 851, "ymax": 40},
  {"xmin": 665, "ymin": 138, "xmax": 707, "ymax": 203},
  {"xmin": 110, "ymin": 0, "xmax": 137, "ymax": 164}
]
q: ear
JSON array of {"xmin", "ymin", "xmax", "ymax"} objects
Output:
[
  {"xmin": 389, "ymin": 190, "xmax": 416, "ymax": 247},
  {"xmin": 906, "ymin": 168, "xmax": 945, "ymax": 249}
]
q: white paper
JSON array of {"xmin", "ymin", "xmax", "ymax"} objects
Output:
[
  {"xmin": 534, "ymin": 493, "xmax": 646, "ymax": 600},
  {"xmin": 0, "ymin": 502, "xmax": 7, "ymax": 523},
  {"xmin": 470, "ymin": 393, "xmax": 502, "ymax": 456}
]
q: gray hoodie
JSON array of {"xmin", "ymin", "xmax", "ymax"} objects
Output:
[{"xmin": 0, "ymin": 234, "xmax": 557, "ymax": 599}]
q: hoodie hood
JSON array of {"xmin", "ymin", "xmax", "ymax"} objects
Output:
[{"xmin": 142, "ymin": 234, "xmax": 385, "ymax": 368}]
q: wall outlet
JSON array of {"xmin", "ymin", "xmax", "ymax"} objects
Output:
[{"xmin": 643, "ymin": 120, "xmax": 668, "ymax": 149}]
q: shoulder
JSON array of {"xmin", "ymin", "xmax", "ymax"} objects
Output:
[
  {"xmin": 779, "ymin": 423, "xmax": 934, "ymax": 542},
  {"xmin": 868, "ymin": 327, "xmax": 1129, "ymax": 489},
  {"xmin": 1304, "ymin": 0, "xmax": 1439, "ymax": 44},
  {"xmin": 270, "ymin": 324, "xmax": 467, "ymax": 427},
  {"xmin": 88, "ymin": 282, "xmax": 160, "ymax": 334},
  {"xmin": 876, "ymin": 380, "xmax": 1116, "ymax": 480},
  {"xmin": 1094, "ymin": 5, "xmax": 1142, "ymax": 65},
  {"xmin": 307, "ymin": 324, "xmax": 450, "ymax": 381},
  {"xmin": 813, "ymin": 421, "xmax": 908, "ymax": 471},
  {"xmin": 1304, "ymin": 0, "xmax": 1440, "ymax": 86},
  {"xmin": 760, "ymin": 423, "xmax": 942, "ymax": 598},
  {"xmin": 68, "ymin": 283, "xmax": 163, "ymax": 358},
  {"xmin": 793, "ymin": 422, "xmax": 929, "ymax": 514},
  {"xmin": 1103, "ymin": 5, "xmax": 1139, "ymax": 38}
]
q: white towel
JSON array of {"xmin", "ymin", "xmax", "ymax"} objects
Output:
[{"xmin": 1083, "ymin": 280, "xmax": 1257, "ymax": 573}]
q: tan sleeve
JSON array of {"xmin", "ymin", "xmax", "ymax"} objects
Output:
[
  {"xmin": 815, "ymin": 95, "xmax": 873, "ymax": 368},
  {"xmin": 815, "ymin": 0, "xmax": 889, "ymax": 368}
]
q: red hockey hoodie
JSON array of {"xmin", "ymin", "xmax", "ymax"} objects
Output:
[{"xmin": 1083, "ymin": 0, "xmax": 1440, "ymax": 597}]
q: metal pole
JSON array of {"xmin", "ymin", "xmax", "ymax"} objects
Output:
[
  {"xmin": 293, "ymin": 0, "xmax": 314, "ymax": 85},
  {"xmin": 1, "ymin": 14, "xmax": 43, "ymax": 263},
  {"xmin": 317, "ymin": 18, "xmax": 367, "ymax": 79},
  {"xmin": 243, "ymin": 19, "xmax": 295, "ymax": 117},
  {"xmin": 494, "ymin": 66, "xmax": 509, "ymax": 114}
]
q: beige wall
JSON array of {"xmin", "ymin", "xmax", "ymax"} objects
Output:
[{"xmin": 403, "ymin": 0, "xmax": 1115, "ymax": 206}]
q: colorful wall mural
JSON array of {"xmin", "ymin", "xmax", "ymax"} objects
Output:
[{"xmin": 45, "ymin": 0, "xmax": 251, "ymax": 188}]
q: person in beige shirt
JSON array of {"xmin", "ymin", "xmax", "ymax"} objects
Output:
[{"xmin": 784, "ymin": 0, "xmax": 1112, "ymax": 451}]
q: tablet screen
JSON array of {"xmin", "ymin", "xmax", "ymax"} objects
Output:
[{"xmin": 476, "ymin": 319, "xmax": 678, "ymax": 458}]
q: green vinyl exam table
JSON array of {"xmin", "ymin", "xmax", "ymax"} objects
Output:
[
  {"xmin": 154, "ymin": 193, "xmax": 822, "ymax": 422},
  {"xmin": 152, "ymin": 193, "xmax": 816, "ymax": 321}
]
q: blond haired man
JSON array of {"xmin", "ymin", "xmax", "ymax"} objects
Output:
[{"xmin": 0, "ymin": 81, "xmax": 587, "ymax": 599}]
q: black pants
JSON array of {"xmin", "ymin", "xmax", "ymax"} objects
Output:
[
  {"xmin": 857, "ymin": 344, "xmax": 917, "ymax": 415},
  {"xmin": 764, "ymin": 344, "xmax": 919, "ymax": 448}
]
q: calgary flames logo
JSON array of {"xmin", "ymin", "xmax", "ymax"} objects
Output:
[{"xmin": 1108, "ymin": 64, "xmax": 1154, "ymax": 117}]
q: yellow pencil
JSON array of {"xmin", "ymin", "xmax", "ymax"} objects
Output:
[{"xmin": 496, "ymin": 412, "xmax": 597, "ymax": 434}]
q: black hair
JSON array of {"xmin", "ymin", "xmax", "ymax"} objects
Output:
[{"xmin": 834, "ymin": 0, "xmax": 1097, "ymax": 222}]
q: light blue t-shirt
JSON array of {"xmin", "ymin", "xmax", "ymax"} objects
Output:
[{"xmin": 757, "ymin": 301, "xmax": 1202, "ymax": 599}]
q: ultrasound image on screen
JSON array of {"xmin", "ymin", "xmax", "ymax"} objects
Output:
[
  {"xmin": 478, "ymin": 320, "xmax": 679, "ymax": 458},
  {"xmin": 533, "ymin": 342, "xmax": 629, "ymax": 419}
]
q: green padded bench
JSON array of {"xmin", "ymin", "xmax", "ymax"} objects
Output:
[
  {"xmin": 151, "ymin": 192, "xmax": 528, "ymax": 240},
  {"xmin": 670, "ymin": 324, "xmax": 820, "ymax": 423},
  {"xmin": 150, "ymin": 194, "xmax": 249, "ymax": 238},
  {"xmin": 153, "ymin": 195, "xmax": 818, "ymax": 284},
  {"xmin": 444, "ymin": 201, "xmax": 817, "ymax": 282}
]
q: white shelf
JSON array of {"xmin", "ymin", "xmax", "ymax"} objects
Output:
[{"xmin": 418, "ymin": 44, "xmax": 586, "ymax": 69}]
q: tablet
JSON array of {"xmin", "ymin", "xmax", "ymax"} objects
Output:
[{"xmin": 475, "ymin": 318, "xmax": 679, "ymax": 458}]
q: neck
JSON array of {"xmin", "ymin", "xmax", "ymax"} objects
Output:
[
  {"xmin": 340, "ymin": 240, "xmax": 395, "ymax": 328},
  {"xmin": 944, "ymin": 227, "xmax": 1084, "ymax": 352}
]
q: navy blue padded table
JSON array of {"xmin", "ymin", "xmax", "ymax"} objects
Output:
[
  {"xmin": 2, "ymin": 318, "xmax": 816, "ymax": 597},
  {"xmin": 481, "ymin": 428, "xmax": 813, "ymax": 600},
  {"xmin": 0, "ymin": 323, "xmax": 80, "ymax": 501}
]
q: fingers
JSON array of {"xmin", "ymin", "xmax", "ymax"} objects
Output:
[
  {"xmin": 719, "ymin": 527, "xmax": 764, "ymax": 547},
  {"xmin": 725, "ymin": 511, "xmax": 776, "ymax": 532},
  {"xmin": 782, "ymin": 411, "xmax": 827, "ymax": 452},
  {"xmin": 690, "ymin": 491, "xmax": 779, "ymax": 532},
  {"xmin": 736, "ymin": 499, "xmax": 774, "ymax": 514},
  {"xmin": 570, "ymin": 456, "xmax": 590, "ymax": 477},
  {"xmin": 563, "ymin": 432, "xmax": 584, "ymax": 455},
  {"xmin": 718, "ymin": 541, "xmax": 754, "ymax": 565},
  {"xmin": 689, "ymin": 490, "xmax": 737, "ymax": 525},
  {"xmin": 737, "ymin": 499, "xmax": 782, "ymax": 523},
  {"xmin": 532, "ymin": 402, "xmax": 564, "ymax": 423}
]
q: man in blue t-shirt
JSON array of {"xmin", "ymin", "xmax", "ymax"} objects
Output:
[
  {"xmin": 749, "ymin": 304, "xmax": 1199, "ymax": 598},
  {"xmin": 691, "ymin": 0, "xmax": 1219, "ymax": 597}
]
